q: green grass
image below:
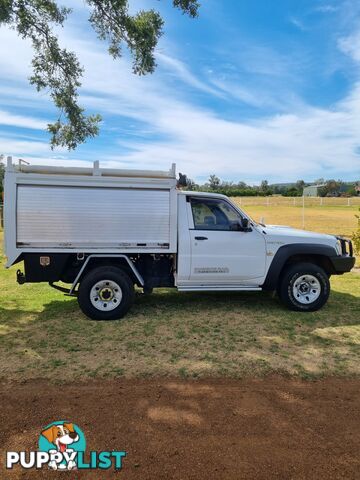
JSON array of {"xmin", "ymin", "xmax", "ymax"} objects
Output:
[{"xmin": 0, "ymin": 250, "xmax": 359, "ymax": 380}]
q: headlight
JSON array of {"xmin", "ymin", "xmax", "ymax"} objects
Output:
[{"xmin": 335, "ymin": 239, "xmax": 342, "ymax": 255}]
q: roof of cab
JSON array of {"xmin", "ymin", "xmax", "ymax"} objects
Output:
[{"xmin": 178, "ymin": 190, "xmax": 229, "ymax": 200}]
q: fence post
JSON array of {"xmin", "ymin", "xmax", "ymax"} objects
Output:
[
  {"xmin": 348, "ymin": 198, "xmax": 351, "ymax": 207},
  {"xmin": 302, "ymin": 196, "xmax": 305, "ymax": 229}
]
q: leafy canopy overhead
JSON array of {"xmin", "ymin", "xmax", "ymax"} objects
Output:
[{"xmin": 0, "ymin": 0, "xmax": 199, "ymax": 150}]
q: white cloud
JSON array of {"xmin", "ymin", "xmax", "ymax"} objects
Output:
[
  {"xmin": 0, "ymin": 110, "xmax": 47, "ymax": 130},
  {"xmin": 338, "ymin": 31, "xmax": 360, "ymax": 63},
  {"xmin": 0, "ymin": 138, "xmax": 54, "ymax": 156},
  {"xmin": 230, "ymin": 45, "xmax": 298, "ymax": 78},
  {"xmin": 155, "ymin": 52, "xmax": 223, "ymax": 97},
  {"xmin": 0, "ymin": 28, "xmax": 33, "ymax": 79},
  {"xmin": 111, "ymin": 103, "xmax": 360, "ymax": 181},
  {"xmin": 209, "ymin": 78, "xmax": 304, "ymax": 112},
  {"xmin": 0, "ymin": 10, "xmax": 359, "ymax": 183},
  {"xmin": 316, "ymin": 5, "xmax": 338, "ymax": 13},
  {"xmin": 289, "ymin": 16, "xmax": 306, "ymax": 31}
]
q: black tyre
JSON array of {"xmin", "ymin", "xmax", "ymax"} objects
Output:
[
  {"xmin": 78, "ymin": 266, "xmax": 135, "ymax": 320},
  {"xmin": 278, "ymin": 262, "xmax": 330, "ymax": 312}
]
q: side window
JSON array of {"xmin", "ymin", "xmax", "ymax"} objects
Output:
[{"xmin": 190, "ymin": 198, "xmax": 242, "ymax": 230}]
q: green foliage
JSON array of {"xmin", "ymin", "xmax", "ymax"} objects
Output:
[
  {"xmin": 282, "ymin": 187, "xmax": 302, "ymax": 197},
  {"xmin": 352, "ymin": 208, "xmax": 360, "ymax": 255},
  {"xmin": 0, "ymin": 0, "xmax": 199, "ymax": 150},
  {"xmin": 173, "ymin": 0, "xmax": 200, "ymax": 17},
  {"xmin": 87, "ymin": 1, "xmax": 165, "ymax": 75},
  {"xmin": 321, "ymin": 179, "xmax": 342, "ymax": 197},
  {"xmin": 260, "ymin": 179, "xmax": 268, "ymax": 191},
  {"xmin": 296, "ymin": 180, "xmax": 305, "ymax": 190},
  {"xmin": 208, "ymin": 174, "xmax": 220, "ymax": 189}
]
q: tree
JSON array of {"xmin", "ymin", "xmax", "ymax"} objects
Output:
[
  {"xmin": 208, "ymin": 174, "xmax": 221, "ymax": 190},
  {"xmin": 184, "ymin": 177, "xmax": 197, "ymax": 190},
  {"xmin": 295, "ymin": 180, "xmax": 305, "ymax": 191},
  {"xmin": 323, "ymin": 179, "xmax": 341, "ymax": 196},
  {"xmin": 0, "ymin": 0, "xmax": 199, "ymax": 150},
  {"xmin": 260, "ymin": 180, "xmax": 269, "ymax": 192}
]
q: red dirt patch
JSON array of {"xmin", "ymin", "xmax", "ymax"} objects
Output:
[{"xmin": 0, "ymin": 376, "xmax": 359, "ymax": 479}]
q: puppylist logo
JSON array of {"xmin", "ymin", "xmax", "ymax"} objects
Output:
[{"xmin": 6, "ymin": 421, "xmax": 126, "ymax": 471}]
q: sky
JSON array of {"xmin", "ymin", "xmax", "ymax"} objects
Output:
[{"xmin": 0, "ymin": 0, "xmax": 360, "ymax": 184}]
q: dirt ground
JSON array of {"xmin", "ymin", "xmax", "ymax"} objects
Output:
[{"xmin": 1, "ymin": 376, "xmax": 359, "ymax": 479}]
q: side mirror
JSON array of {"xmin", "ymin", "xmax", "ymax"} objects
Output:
[
  {"xmin": 241, "ymin": 218, "xmax": 249, "ymax": 229},
  {"xmin": 239, "ymin": 217, "xmax": 251, "ymax": 232},
  {"xmin": 230, "ymin": 218, "xmax": 251, "ymax": 232}
]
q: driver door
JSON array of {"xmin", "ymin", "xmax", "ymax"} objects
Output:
[{"xmin": 187, "ymin": 196, "xmax": 266, "ymax": 285}]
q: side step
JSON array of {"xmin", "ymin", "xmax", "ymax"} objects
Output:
[
  {"xmin": 177, "ymin": 285, "xmax": 261, "ymax": 292},
  {"xmin": 49, "ymin": 282, "xmax": 77, "ymax": 296}
]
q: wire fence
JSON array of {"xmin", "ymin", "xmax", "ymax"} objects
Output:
[
  {"xmin": 231, "ymin": 196, "xmax": 359, "ymax": 238},
  {"xmin": 232, "ymin": 196, "xmax": 360, "ymax": 207}
]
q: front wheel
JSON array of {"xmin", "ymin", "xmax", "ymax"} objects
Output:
[
  {"xmin": 78, "ymin": 266, "xmax": 135, "ymax": 320},
  {"xmin": 278, "ymin": 262, "xmax": 330, "ymax": 312}
]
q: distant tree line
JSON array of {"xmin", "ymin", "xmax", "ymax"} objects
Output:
[{"xmin": 179, "ymin": 174, "xmax": 359, "ymax": 197}]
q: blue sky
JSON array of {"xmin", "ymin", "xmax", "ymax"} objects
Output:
[{"xmin": 0, "ymin": 0, "xmax": 359, "ymax": 184}]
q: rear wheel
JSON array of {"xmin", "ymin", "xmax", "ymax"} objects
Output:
[
  {"xmin": 78, "ymin": 266, "xmax": 134, "ymax": 320},
  {"xmin": 278, "ymin": 262, "xmax": 330, "ymax": 312}
]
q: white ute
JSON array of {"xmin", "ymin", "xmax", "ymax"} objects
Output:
[{"xmin": 3, "ymin": 157, "xmax": 355, "ymax": 320}]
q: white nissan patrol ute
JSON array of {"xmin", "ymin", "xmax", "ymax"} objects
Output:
[{"xmin": 4, "ymin": 158, "xmax": 355, "ymax": 320}]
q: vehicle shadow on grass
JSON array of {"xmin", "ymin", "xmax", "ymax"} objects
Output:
[
  {"xmin": 0, "ymin": 287, "xmax": 358, "ymax": 380},
  {"xmin": 133, "ymin": 287, "xmax": 359, "ymax": 318},
  {"xmin": 0, "ymin": 287, "xmax": 358, "ymax": 332}
]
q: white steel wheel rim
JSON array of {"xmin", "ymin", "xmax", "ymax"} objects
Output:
[
  {"xmin": 90, "ymin": 280, "xmax": 122, "ymax": 311},
  {"xmin": 292, "ymin": 274, "xmax": 321, "ymax": 305}
]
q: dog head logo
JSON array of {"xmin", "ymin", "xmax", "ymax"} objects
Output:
[
  {"xmin": 39, "ymin": 421, "xmax": 86, "ymax": 470},
  {"xmin": 41, "ymin": 423, "xmax": 79, "ymax": 453}
]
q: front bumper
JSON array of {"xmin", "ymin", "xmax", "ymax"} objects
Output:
[{"xmin": 330, "ymin": 255, "xmax": 356, "ymax": 273}]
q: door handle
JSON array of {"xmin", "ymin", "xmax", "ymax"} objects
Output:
[{"xmin": 195, "ymin": 236, "xmax": 208, "ymax": 240}]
